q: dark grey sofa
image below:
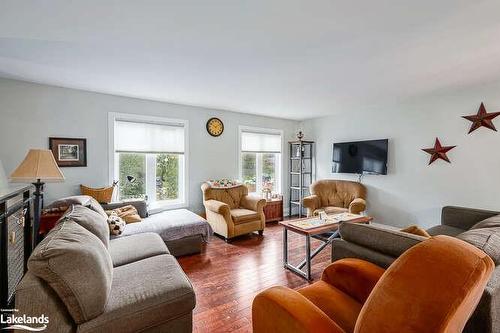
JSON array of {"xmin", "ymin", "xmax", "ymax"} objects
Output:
[{"xmin": 332, "ymin": 206, "xmax": 500, "ymax": 333}]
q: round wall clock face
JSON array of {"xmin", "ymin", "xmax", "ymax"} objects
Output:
[{"xmin": 206, "ymin": 117, "xmax": 224, "ymax": 137}]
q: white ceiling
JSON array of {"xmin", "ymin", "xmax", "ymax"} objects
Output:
[{"xmin": 1, "ymin": 1, "xmax": 500, "ymax": 120}]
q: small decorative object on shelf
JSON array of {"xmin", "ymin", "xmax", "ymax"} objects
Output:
[
  {"xmin": 421, "ymin": 138, "xmax": 456, "ymax": 165},
  {"xmin": 49, "ymin": 137, "xmax": 87, "ymax": 167},
  {"xmin": 462, "ymin": 102, "xmax": 500, "ymax": 134},
  {"xmin": 289, "ymin": 136, "xmax": 315, "ymax": 217}
]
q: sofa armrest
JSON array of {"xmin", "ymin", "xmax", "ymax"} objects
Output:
[
  {"xmin": 240, "ymin": 195, "xmax": 266, "ymax": 213},
  {"xmin": 442, "ymin": 206, "xmax": 499, "ymax": 231},
  {"xmin": 349, "ymin": 198, "xmax": 366, "ymax": 214},
  {"xmin": 204, "ymin": 199, "xmax": 230, "ymax": 215},
  {"xmin": 322, "ymin": 258, "xmax": 385, "ymax": 304},
  {"xmin": 303, "ymin": 195, "xmax": 320, "ymax": 211},
  {"xmin": 101, "ymin": 200, "xmax": 148, "ymax": 218},
  {"xmin": 252, "ymin": 286, "xmax": 344, "ymax": 333},
  {"xmin": 340, "ymin": 222, "xmax": 426, "ymax": 258}
]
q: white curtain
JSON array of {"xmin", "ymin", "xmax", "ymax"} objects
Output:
[
  {"xmin": 241, "ymin": 131, "xmax": 281, "ymax": 153},
  {"xmin": 115, "ymin": 120, "xmax": 185, "ymax": 154}
]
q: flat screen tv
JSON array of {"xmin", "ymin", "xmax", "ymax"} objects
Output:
[{"xmin": 332, "ymin": 139, "xmax": 388, "ymax": 175}]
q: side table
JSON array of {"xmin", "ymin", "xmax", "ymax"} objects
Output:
[{"xmin": 263, "ymin": 198, "xmax": 283, "ymax": 223}]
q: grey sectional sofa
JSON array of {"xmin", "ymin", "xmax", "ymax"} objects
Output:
[
  {"xmin": 332, "ymin": 206, "xmax": 500, "ymax": 333},
  {"xmin": 16, "ymin": 203, "xmax": 196, "ymax": 332}
]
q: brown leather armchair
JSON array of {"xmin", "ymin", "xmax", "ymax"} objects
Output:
[
  {"xmin": 252, "ymin": 235, "xmax": 494, "ymax": 333},
  {"xmin": 201, "ymin": 183, "xmax": 266, "ymax": 241},
  {"xmin": 302, "ymin": 180, "xmax": 366, "ymax": 217}
]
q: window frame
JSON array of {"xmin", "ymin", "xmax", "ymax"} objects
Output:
[
  {"xmin": 108, "ymin": 112, "xmax": 189, "ymax": 212},
  {"xmin": 238, "ymin": 125, "xmax": 284, "ymax": 195}
]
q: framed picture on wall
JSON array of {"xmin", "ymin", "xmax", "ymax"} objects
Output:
[{"xmin": 49, "ymin": 137, "xmax": 87, "ymax": 167}]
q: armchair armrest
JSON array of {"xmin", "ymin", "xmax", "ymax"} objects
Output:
[
  {"xmin": 340, "ymin": 222, "xmax": 426, "ymax": 257},
  {"xmin": 240, "ymin": 195, "xmax": 266, "ymax": 213},
  {"xmin": 322, "ymin": 258, "xmax": 385, "ymax": 304},
  {"xmin": 303, "ymin": 194, "xmax": 321, "ymax": 211},
  {"xmin": 252, "ymin": 286, "xmax": 344, "ymax": 333},
  {"xmin": 349, "ymin": 198, "xmax": 366, "ymax": 214},
  {"xmin": 204, "ymin": 199, "xmax": 230, "ymax": 215}
]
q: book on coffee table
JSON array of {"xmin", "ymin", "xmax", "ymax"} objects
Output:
[{"xmin": 289, "ymin": 213, "xmax": 363, "ymax": 230}]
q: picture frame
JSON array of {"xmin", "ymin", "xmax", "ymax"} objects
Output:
[{"xmin": 49, "ymin": 137, "xmax": 87, "ymax": 167}]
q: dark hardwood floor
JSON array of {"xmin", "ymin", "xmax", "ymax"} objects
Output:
[{"xmin": 177, "ymin": 222, "xmax": 332, "ymax": 333}]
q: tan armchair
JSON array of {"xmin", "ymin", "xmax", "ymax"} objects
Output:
[
  {"xmin": 201, "ymin": 183, "xmax": 266, "ymax": 241},
  {"xmin": 303, "ymin": 180, "xmax": 366, "ymax": 217}
]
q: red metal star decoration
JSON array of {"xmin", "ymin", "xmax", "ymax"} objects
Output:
[
  {"xmin": 462, "ymin": 102, "xmax": 500, "ymax": 134},
  {"xmin": 422, "ymin": 138, "xmax": 456, "ymax": 165}
]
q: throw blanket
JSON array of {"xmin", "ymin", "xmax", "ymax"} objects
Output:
[{"xmin": 120, "ymin": 208, "xmax": 213, "ymax": 242}]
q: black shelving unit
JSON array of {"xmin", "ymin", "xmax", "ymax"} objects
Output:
[{"xmin": 288, "ymin": 140, "xmax": 314, "ymax": 217}]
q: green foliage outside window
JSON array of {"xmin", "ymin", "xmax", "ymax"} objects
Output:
[
  {"xmin": 156, "ymin": 154, "xmax": 179, "ymax": 200},
  {"xmin": 119, "ymin": 153, "xmax": 146, "ymax": 200}
]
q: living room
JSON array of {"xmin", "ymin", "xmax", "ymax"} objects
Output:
[{"xmin": 1, "ymin": 1, "xmax": 499, "ymax": 333}]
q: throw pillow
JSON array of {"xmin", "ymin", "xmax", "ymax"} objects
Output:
[
  {"xmin": 61, "ymin": 205, "xmax": 110, "ymax": 248},
  {"xmin": 471, "ymin": 214, "xmax": 500, "ymax": 230},
  {"xmin": 28, "ymin": 219, "xmax": 113, "ymax": 324},
  {"xmin": 400, "ymin": 225, "xmax": 431, "ymax": 238},
  {"xmin": 458, "ymin": 227, "xmax": 500, "ymax": 265},
  {"xmin": 107, "ymin": 212, "xmax": 126, "ymax": 236},
  {"xmin": 106, "ymin": 205, "xmax": 142, "ymax": 223}
]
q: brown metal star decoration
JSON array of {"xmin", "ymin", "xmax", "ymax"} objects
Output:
[
  {"xmin": 422, "ymin": 138, "xmax": 456, "ymax": 165},
  {"xmin": 462, "ymin": 102, "xmax": 500, "ymax": 134}
]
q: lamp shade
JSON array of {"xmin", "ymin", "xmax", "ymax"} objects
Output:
[{"xmin": 10, "ymin": 149, "xmax": 65, "ymax": 183}]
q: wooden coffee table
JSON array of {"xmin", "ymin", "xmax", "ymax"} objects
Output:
[{"xmin": 280, "ymin": 215, "xmax": 372, "ymax": 280}]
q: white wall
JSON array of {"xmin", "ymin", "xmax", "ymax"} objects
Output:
[
  {"xmin": 301, "ymin": 81, "xmax": 500, "ymax": 228},
  {"xmin": 0, "ymin": 78, "xmax": 298, "ymax": 213}
]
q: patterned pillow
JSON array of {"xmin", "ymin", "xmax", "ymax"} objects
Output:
[{"xmin": 107, "ymin": 212, "xmax": 126, "ymax": 236}]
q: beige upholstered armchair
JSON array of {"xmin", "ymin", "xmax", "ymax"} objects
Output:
[
  {"xmin": 302, "ymin": 180, "xmax": 367, "ymax": 217},
  {"xmin": 201, "ymin": 183, "xmax": 266, "ymax": 241}
]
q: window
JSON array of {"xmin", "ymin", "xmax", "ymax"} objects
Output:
[
  {"xmin": 109, "ymin": 113, "xmax": 188, "ymax": 211},
  {"xmin": 239, "ymin": 128, "xmax": 282, "ymax": 194}
]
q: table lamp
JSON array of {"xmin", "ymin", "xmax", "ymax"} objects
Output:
[{"xmin": 10, "ymin": 149, "xmax": 65, "ymax": 244}]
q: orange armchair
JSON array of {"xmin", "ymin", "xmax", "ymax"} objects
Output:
[{"xmin": 253, "ymin": 236, "xmax": 494, "ymax": 333}]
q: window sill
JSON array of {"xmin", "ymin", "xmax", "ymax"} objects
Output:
[{"xmin": 148, "ymin": 200, "xmax": 187, "ymax": 214}]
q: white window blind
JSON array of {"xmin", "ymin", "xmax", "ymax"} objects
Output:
[
  {"xmin": 115, "ymin": 120, "xmax": 185, "ymax": 154},
  {"xmin": 241, "ymin": 131, "xmax": 281, "ymax": 153}
]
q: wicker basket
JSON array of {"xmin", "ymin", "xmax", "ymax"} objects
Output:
[{"xmin": 80, "ymin": 182, "xmax": 117, "ymax": 204}]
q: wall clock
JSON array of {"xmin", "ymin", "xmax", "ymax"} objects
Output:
[{"xmin": 206, "ymin": 117, "xmax": 224, "ymax": 137}]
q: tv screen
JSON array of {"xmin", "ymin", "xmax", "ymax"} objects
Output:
[{"xmin": 332, "ymin": 139, "xmax": 388, "ymax": 175}]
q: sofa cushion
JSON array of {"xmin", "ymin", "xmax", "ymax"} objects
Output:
[
  {"xmin": 471, "ymin": 214, "xmax": 500, "ymax": 230},
  {"xmin": 62, "ymin": 205, "xmax": 110, "ymax": 248},
  {"xmin": 28, "ymin": 219, "xmax": 113, "ymax": 324},
  {"xmin": 77, "ymin": 254, "xmax": 196, "ymax": 333},
  {"xmin": 426, "ymin": 225, "xmax": 464, "ymax": 237},
  {"xmin": 48, "ymin": 195, "xmax": 108, "ymax": 219},
  {"xmin": 458, "ymin": 227, "xmax": 500, "ymax": 265},
  {"xmin": 315, "ymin": 206, "xmax": 348, "ymax": 215},
  {"xmin": 299, "ymin": 280, "xmax": 362, "ymax": 333},
  {"xmin": 108, "ymin": 233, "xmax": 169, "ymax": 267},
  {"xmin": 340, "ymin": 222, "xmax": 426, "ymax": 258},
  {"xmin": 231, "ymin": 208, "xmax": 258, "ymax": 224}
]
